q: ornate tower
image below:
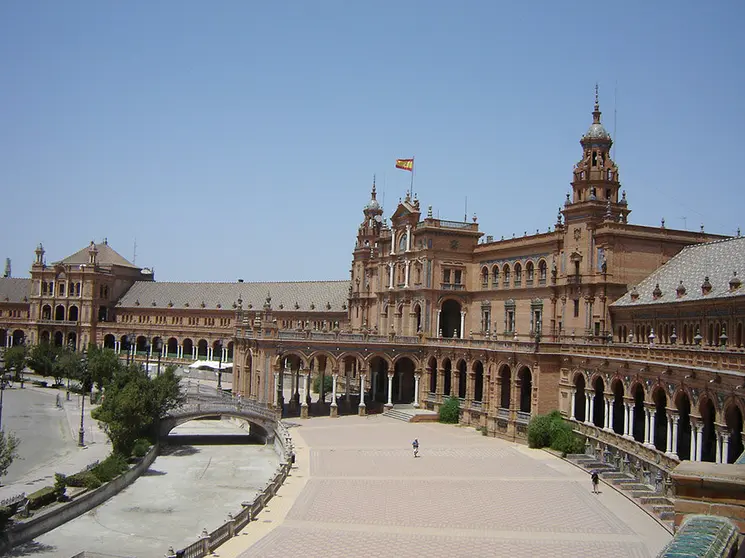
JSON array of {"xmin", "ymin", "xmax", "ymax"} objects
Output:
[{"xmin": 563, "ymin": 85, "xmax": 630, "ymax": 225}]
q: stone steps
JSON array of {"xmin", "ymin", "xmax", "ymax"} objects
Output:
[{"xmin": 382, "ymin": 409, "xmax": 413, "ymax": 422}]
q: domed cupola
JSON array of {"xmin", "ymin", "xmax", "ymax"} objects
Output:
[
  {"xmin": 581, "ymin": 85, "xmax": 612, "ymax": 144},
  {"xmin": 363, "ymin": 177, "xmax": 383, "ymax": 217}
]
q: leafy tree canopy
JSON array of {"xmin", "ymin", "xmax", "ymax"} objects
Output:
[{"xmin": 0, "ymin": 431, "xmax": 20, "ymax": 479}]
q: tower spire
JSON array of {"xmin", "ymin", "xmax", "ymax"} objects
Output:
[{"xmin": 593, "ymin": 83, "xmax": 601, "ymax": 124}]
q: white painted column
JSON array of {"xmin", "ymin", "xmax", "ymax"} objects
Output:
[
  {"xmin": 192, "ymin": 346, "xmax": 197, "ymax": 359},
  {"xmin": 406, "ymin": 224, "xmax": 411, "ymax": 251},
  {"xmin": 589, "ymin": 393, "xmax": 595, "ymax": 424},
  {"xmin": 437, "ymin": 310, "xmax": 442, "ymax": 336},
  {"xmin": 623, "ymin": 403, "xmax": 630, "ymax": 437},
  {"xmin": 665, "ymin": 413, "xmax": 673, "ymax": 453},
  {"xmin": 603, "ymin": 398, "xmax": 611, "ymax": 430},
  {"xmin": 584, "ymin": 393, "xmax": 591, "ymax": 425},
  {"xmin": 460, "ymin": 311, "xmax": 466, "ymax": 339},
  {"xmin": 695, "ymin": 425, "xmax": 703, "ymax": 461},
  {"xmin": 390, "ymin": 235, "xmax": 395, "ymax": 256},
  {"xmin": 331, "ymin": 374, "xmax": 338, "ymax": 407},
  {"xmin": 404, "ymin": 260, "xmax": 410, "ymax": 288},
  {"xmin": 300, "ymin": 373, "xmax": 308, "ymax": 408},
  {"xmin": 648, "ymin": 410, "xmax": 656, "ymax": 449},
  {"xmin": 274, "ymin": 372, "xmax": 280, "ymax": 406},
  {"xmin": 643, "ymin": 409, "xmax": 651, "ymax": 445},
  {"xmin": 670, "ymin": 414, "xmax": 679, "ymax": 458},
  {"xmin": 178, "ymin": 345, "xmax": 183, "ymax": 359},
  {"xmin": 570, "ymin": 388, "xmax": 576, "ymax": 419},
  {"xmin": 359, "ymin": 373, "xmax": 366, "ymax": 409},
  {"xmin": 716, "ymin": 432, "xmax": 723, "ymax": 463},
  {"xmin": 386, "ymin": 373, "xmax": 394, "ymax": 406},
  {"xmin": 389, "ymin": 263, "xmax": 394, "ymax": 289},
  {"xmin": 722, "ymin": 434, "xmax": 730, "ymax": 464},
  {"xmin": 413, "ymin": 374, "xmax": 421, "ymax": 408}
]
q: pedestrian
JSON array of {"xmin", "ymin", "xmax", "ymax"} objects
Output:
[
  {"xmin": 412, "ymin": 438, "xmax": 419, "ymax": 458},
  {"xmin": 591, "ymin": 470, "xmax": 600, "ymax": 494}
]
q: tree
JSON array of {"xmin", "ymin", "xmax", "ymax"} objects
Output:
[
  {"xmin": 28, "ymin": 343, "xmax": 60, "ymax": 380},
  {"xmin": 53, "ymin": 349, "xmax": 83, "ymax": 388},
  {"xmin": 0, "ymin": 431, "xmax": 20, "ymax": 479},
  {"xmin": 86, "ymin": 346, "xmax": 120, "ymax": 391},
  {"xmin": 95, "ymin": 364, "xmax": 184, "ymax": 456},
  {"xmin": 3, "ymin": 346, "xmax": 28, "ymax": 382}
]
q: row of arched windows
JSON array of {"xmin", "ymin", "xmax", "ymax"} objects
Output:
[
  {"xmin": 102, "ymin": 334, "xmax": 234, "ymax": 360},
  {"xmin": 481, "ymin": 260, "xmax": 548, "ymax": 290},
  {"xmin": 41, "ymin": 304, "xmax": 78, "ymax": 322}
]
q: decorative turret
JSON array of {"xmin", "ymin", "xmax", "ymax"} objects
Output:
[
  {"xmin": 564, "ymin": 85, "xmax": 630, "ymax": 225},
  {"xmin": 34, "ymin": 243, "xmax": 45, "ymax": 266},
  {"xmin": 87, "ymin": 241, "xmax": 99, "ymax": 265},
  {"xmin": 356, "ymin": 177, "xmax": 385, "ymax": 257}
]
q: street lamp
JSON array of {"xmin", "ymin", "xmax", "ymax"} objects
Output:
[
  {"xmin": 155, "ymin": 338, "xmax": 163, "ymax": 376},
  {"xmin": 79, "ymin": 349, "xmax": 88, "ymax": 447},
  {"xmin": 145, "ymin": 342, "xmax": 151, "ymax": 375},
  {"xmin": 217, "ymin": 340, "xmax": 223, "ymax": 390}
]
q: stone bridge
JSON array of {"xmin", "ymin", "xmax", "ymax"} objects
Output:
[{"xmin": 159, "ymin": 395, "xmax": 280, "ymax": 443}]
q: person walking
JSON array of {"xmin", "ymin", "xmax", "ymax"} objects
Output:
[
  {"xmin": 591, "ymin": 470, "xmax": 600, "ymax": 494},
  {"xmin": 412, "ymin": 439, "xmax": 419, "ymax": 458}
]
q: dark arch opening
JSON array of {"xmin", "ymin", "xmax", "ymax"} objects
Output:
[
  {"xmin": 473, "ymin": 361, "xmax": 484, "ymax": 402},
  {"xmin": 676, "ymin": 393, "xmax": 692, "ymax": 460},
  {"xmin": 54, "ymin": 331, "xmax": 64, "ymax": 346},
  {"xmin": 499, "ymin": 365, "xmax": 511, "ymax": 410},
  {"xmin": 103, "ymin": 334, "xmax": 115, "ymax": 349},
  {"xmin": 55, "ymin": 305, "xmax": 65, "ymax": 321},
  {"xmin": 428, "ymin": 357, "xmax": 437, "ymax": 394},
  {"xmin": 574, "ymin": 374, "xmax": 586, "ymax": 422},
  {"xmin": 68, "ymin": 306, "xmax": 79, "ymax": 322},
  {"xmin": 726, "ymin": 404, "xmax": 744, "ymax": 463},
  {"xmin": 443, "ymin": 359, "xmax": 452, "ymax": 397},
  {"xmin": 518, "ymin": 367, "xmax": 531, "ymax": 413},
  {"xmin": 612, "ymin": 380, "xmax": 625, "ymax": 435},
  {"xmin": 393, "ymin": 357, "xmax": 416, "ymax": 404},
  {"xmin": 12, "ymin": 330, "xmax": 25, "ymax": 346},
  {"xmin": 197, "ymin": 339, "xmax": 208, "ymax": 358},
  {"xmin": 632, "ymin": 384, "xmax": 645, "ymax": 443},
  {"xmin": 654, "ymin": 389, "xmax": 668, "ymax": 452},
  {"xmin": 593, "ymin": 377, "xmax": 605, "ymax": 428},
  {"xmin": 701, "ymin": 399, "xmax": 717, "ymax": 462},
  {"xmin": 457, "ymin": 360, "xmax": 467, "ymax": 399},
  {"xmin": 440, "ymin": 299, "xmax": 462, "ymax": 338}
]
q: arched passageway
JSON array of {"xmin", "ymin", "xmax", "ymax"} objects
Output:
[
  {"xmin": 68, "ymin": 306, "xmax": 79, "ymax": 322},
  {"xmin": 54, "ymin": 331, "xmax": 63, "ymax": 346},
  {"xmin": 726, "ymin": 404, "xmax": 744, "ymax": 463},
  {"xmin": 676, "ymin": 392, "xmax": 692, "ymax": 460},
  {"xmin": 103, "ymin": 334, "xmax": 115, "ymax": 349},
  {"xmin": 518, "ymin": 367, "xmax": 531, "ymax": 413},
  {"xmin": 632, "ymin": 384, "xmax": 645, "ymax": 443},
  {"xmin": 593, "ymin": 377, "xmax": 605, "ymax": 428},
  {"xmin": 473, "ymin": 361, "xmax": 484, "ymax": 402},
  {"xmin": 653, "ymin": 389, "xmax": 668, "ymax": 452},
  {"xmin": 55, "ymin": 305, "xmax": 65, "ymax": 321},
  {"xmin": 499, "ymin": 365, "xmax": 511, "ymax": 410},
  {"xmin": 457, "ymin": 360, "xmax": 467, "ymax": 399},
  {"xmin": 428, "ymin": 357, "xmax": 437, "ymax": 394},
  {"xmin": 573, "ymin": 374, "xmax": 586, "ymax": 422},
  {"xmin": 443, "ymin": 359, "xmax": 452, "ymax": 397},
  {"xmin": 440, "ymin": 300, "xmax": 462, "ymax": 338},
  {"xmin": 369, "ymin": 356, "xmax": 389, "ymax": 405},
  {"xmin": 182, "ymin": 339, "xmax": 194, "ymax": 359},
  {"xmin": 393, "ymin": 357, "xmax": 416, "ymax": 404},
  {"xmin": 700, "ymin": 399, "xmax": 717, "ymax": 462},
  {"xmin": 167, "ymin": 337, "xmax": 178, "ymax": 357},
  {"xmin": 612, "ymin": 380, "xmax": 624, "ymax": 435},
  {"xmin": 136, "ymin": 336, "xmax": 148, "ymax": 354},
  {"xmin": 197, "ymin": 339, "xmax": 208, "ymax": 358}
]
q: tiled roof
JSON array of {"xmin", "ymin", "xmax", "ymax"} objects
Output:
[
  {"xmin": 612, "ymin": 236, "xmax": 745, "ymax": 307},
  {"xmin": 0, "ymin": 278, "xmax": 31, "ymax": 304},
  {"xmin": 117, "ymin": 280, "xmax": 350, "ymax": 313},
  {"xmin": 57, "ymin": 242, "xmax": 139, "ymax": 269}
]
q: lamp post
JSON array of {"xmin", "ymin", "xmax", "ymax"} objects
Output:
[
  {"xmin": 155, "ymin": 338, "xmax": 163, "ymax": 376},
  {"xmin": 125, "ymin": 335, "xmax": 131, "ymax": 366},
  {"xmin": 217, "ymin": 341, "xmax": 223, "ymax": 391},
  {"xmin": 145, "ymin": 342, "xmax": 151, "ymax": 375},
  {"xmin": 78, "ymin": 349, "xmax": 88, "ymax": 447},
  {"xmin": 0, "ymin": 364, "xmax": 6, "ymax": 431}
]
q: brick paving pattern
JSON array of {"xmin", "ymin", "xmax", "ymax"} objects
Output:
[{"xmin": 240, "ymin": 416, "xmax": 671, "ymax": 558}]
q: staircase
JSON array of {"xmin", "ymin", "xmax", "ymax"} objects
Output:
[
  {"xmin": 382, "ymin": 405, "xmax": 439, "ymax": 423},
  {"xmin": 566, "ymin": 453, "xmax": 675, "ymax": 531}
]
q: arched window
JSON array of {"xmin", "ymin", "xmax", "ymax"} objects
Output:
[
  {"xmin": 526, "ymin": 262, "xmax": 534, "ymax": 284},
  {"xmin": 514, "ymin": 263, "xmax": 522, "ymax": 286},
  {"xmin": 481, "ymin": 267, "xmax": 489, "ymax": 289},
  {"xmin": 538, "ymin": 260, "xmax": 547, "ymax": 284},
  {"xmin": 492, "ymin": 266, "xmax": 499, "ymax": 288},
  {"xmin": 503, "ymin": 265, "xmax": 511, "ymax": 287}
]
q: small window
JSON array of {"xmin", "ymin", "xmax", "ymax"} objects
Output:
[
  {"xmin": 443, "ymin": 269, "xmax": 451, "ymax": 284},
  {"xmin": 454, "ymin": 270, "xmax": 462, "ymax": 284},
  {"xmin": 573, "ymin": 299, "xmax": 580, "ymax": 318}
]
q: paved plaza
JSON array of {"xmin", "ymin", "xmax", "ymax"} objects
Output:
[{"xmin": 222, "ymin": 416, "xmax": 671, "ymax": 558}]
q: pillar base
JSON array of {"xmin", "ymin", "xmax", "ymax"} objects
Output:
[
  {"xmin": 413, "ymin": 402, "xmax": 420, "ymax": 409},
  {"xmin": 666, "ymin": 452, "xmax": 678, "ymax": 459},
  {"xmin": 330, "ymin": 405, "xmax": 338, "ymax": 418},
  {"xmin": 384, "ymin": 403, "xmax": 393, "ymax": 410},
  {"xmin": 644, "ymin": 443, "xmax": 655, "ymax": 450},
  {"xmin": 358, "ymin": 404, "xmax": 366, "ymax": 416},
  {"xmin": 300, "ymin": 405, "xmax": 309, "ymax": 419},
  {"xmin": 623, "ymin": 435, "xmax": 634, "ymax": 441}
]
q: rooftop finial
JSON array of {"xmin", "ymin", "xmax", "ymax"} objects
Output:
[
  {"xmin": 594, "ymin": 82, "xmax": 599, "ymax": 110},
  {"xmin": 592, "ymin": 83, "xmax": 601, "ymax": 124},
  {"xmin": 371, "ymin": 174, "xmax": 377, "ymax": 197}
]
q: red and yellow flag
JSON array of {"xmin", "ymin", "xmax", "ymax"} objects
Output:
[{"xmin": 395, "ymin": 158, "xmax": 414, "ymax": 171}]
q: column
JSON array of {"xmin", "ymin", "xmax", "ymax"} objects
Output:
[
  {"xmin": 330, "ymin": 373, "xmax": 338, "ymax": 418},
  {"xmin": 648, "ymin": 409, "xmax": 656, "ymax": 449},
  {"xmin": 570, "ymin": 388, "xmax": 576, "ymax": 420},
  {"xmin": 274, "ymin": 372, "xmax": 280, "ymax": 406},
  {"xmin": 437, "ymin": 310, "xmax": 442, "ymax": 336},
  {"xmin": 406, "ymin": 224, "xmax": 411, "ymax": 252},
  {"xmin": 589, "ymin": 393, "xmax": 595, "ymax": 425},
  {"xmin": 178, "ymin": 344, "xmax": 182, "ymax": 359},
  {"xmin": 665, "ymin": 413, "xmax": 673, "ymax": 454},
  {"xmin": 722, "ymin": 432, "xmax": 730, "ymax": 464},
  {"xmin": 670, "ymin": 414, "xmax": 679, "ymax": 458},
  {"xmin": 358, "ymin": 372, "xmax": 366, "ymax": 416},
  {"xmin": 716, "ymin": 431, "xmax": 723, "ymax": 463},
  {"xmin": 695, "ymin": 424, "xmax": 703, "ymax": 461},
  {"xmin": 300, "ymin": 371, "xmax": 309, "ymax": 419},
  {"xmin": 603, "ymin": 397, "xmax": 611, "ymax": 431},
  {"xmin": 643, "ymin": 409, "xmax": 651, "ymax": 445},
  {"xmin": 460, "ymin": 311, "xmax": 465, "ymax": 339},
  {"xmin": 388, "ymin": 263, "xmax": 394, "ymax": 289},
  {"xmin": 584, "ymin": 393, "xmax": 591, "ymax": 425},
  {"xmin": 404, "ymin": 260, "xmax": 410, "ymax": 288},
  {"xmin": 624, "ymin": 403, "xmax": 632, "ymax": 438},
  {"xmin": 386, "ymin": 373, "xmax": 394, "ymax": 407},
  {"xmin": 192, "ymin": 346, "xmax": 197, "ymax": 360},
  {"xmin": 413, "ymin": 373, "xmax": 421, "ymax": 408}
]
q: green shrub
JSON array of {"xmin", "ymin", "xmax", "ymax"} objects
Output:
[
  {"xmin": 66, "ymin": 471, "xmax": 102, "ymax": 490},
  {"xmin": 131, "ymin": 438, "xmax": 151, "ymax": 458},
  {"xmin": 27, "ymin": 486, "xmax": 57, "ymax": 510},
  {"xmin": 54, "ymin": 473, "xmax": 67, "ymax": 502},
  {"xmin": 90, "ymin": 454, "xmax": 129, "ymax": 483},
  {"xmin": 0, "ymin": 505, "xmax": 14, "ymax": 531},
  {"xmin": 91, "ymin": 406, "xmax": 102, "ymax": 420},
  {"xmin": 439, "ymin": 396, "xmax": 461, "ymax": 424},
  {"xmin": 527, "ymin": 410, "xmax": 584, "ymax": 456}
]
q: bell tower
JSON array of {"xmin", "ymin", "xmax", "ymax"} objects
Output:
[{"xmin": 564, "ymin": 85, "xmax": 630, "ymax": 224}]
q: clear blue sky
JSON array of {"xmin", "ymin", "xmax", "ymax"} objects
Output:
[{"xmin": 2, "ymin": 1, "xmax": 743, "ymax": 282}]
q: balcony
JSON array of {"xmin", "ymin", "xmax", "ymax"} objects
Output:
[
  {"xmin": 416, "ymin": 219, "xmax": 479, "ymax": 232},
  {"xmin": 441, "ymin": 283, "xmax": 465, "ymax": 291}
]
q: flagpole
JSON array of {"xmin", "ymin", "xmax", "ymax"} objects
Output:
[{"xmin": 410, "ymin": 156, "xmax": 415, "ymax": 198}]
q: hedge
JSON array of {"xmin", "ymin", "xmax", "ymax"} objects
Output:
[
  {"xmin": 27, "ymin": 486, "xmax": 57, "ymax": 510},
  {"xmin": 66, "ymin": 470, "xmax": 102, "ymax": 490},
  {"xmin": 439, "ymin": 396, "xmax": 460, "ymax": 424},
  {"xmin": 527, "ymin": 410, "xmax": 585, "ymax": 456}
]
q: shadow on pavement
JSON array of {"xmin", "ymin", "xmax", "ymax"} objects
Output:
[
  {"xmin": 159, "ymin": 445, "xmax": 201, "ymax": 457},
  {"xmin": 5, "ymin": 540, "xmax": 57, "ymax": 556}
]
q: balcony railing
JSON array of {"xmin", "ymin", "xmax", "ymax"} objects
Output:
[
  {"xmin": 441, "ymin": 283, "xmax": 465, "ymax": 291},
  {"xmin": 516, "ymin": 411, "xmax": 531, "ymax": 424}
]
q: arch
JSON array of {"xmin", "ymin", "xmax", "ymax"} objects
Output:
[
  {"xmin": 675, "ymin": 389, "xmax": 692, "ymax": 460},
  {"xmin": 392, "ymin": 353, "xmax": 420, "ymax": 369},
  {"xmin": 611, "ymin": 378, "xmax": 624, "ymax": 435},
  {"xmin": 427, "ymin": 356, "xmax": 438, "ymax": 394},
  {"xmin": 12, "ymin": 330, "xmax": 25, "ymax": 346},
  {"xmin": 68, "ymin": 305, "xmax": 79, "ymax": 322},
  {"xmin": 136, "ymin": 336, "xmax": 148, "ymax": 353},
  {"xmin": 443, "ymin": 358, "xmax": 452, "ymax": 397},
  {"xmin": 42, "ymin": 305, "xmax": 51, "ymax": 320},
  {"xmin": 632, "ymin": 383, "xmax": 645, "ymax": 442},
  {"xmin": 573, "ymin": 373, "xmax": 586, "ymax": 422},
  {"xmin": 473, "ymin": 361, "xmax": 484, "ymax": 402},
  {"xmin": 54, "ymin": 331, "xmax": 64, "ymax": 346},
  {"xmin": 652, "ymin": 387, "xmax": 668, "ymax": 452},
  {"xmin": 491, "ymin": 265, "xmax": 500, "ymax": 288},
  {"xmin": 699, "ymin": 397, "xmax": 717, "ymax": 462},
  {"xmin": 197, "ymin": 339, "xmax": 208, "ymax": 358},
  {"xmin": 167, "ymin": 337, "xmax": 179, "ymax": 357},
  {"xmin": 503, "ymin": 264, "xmax": 511, "ymax": 286},
  {"xmin": 499, "ymin": 364, "xmax": 511, "ymax": 409},
  {"xmin": 514, "ymin": 262, "xmax": 522, "ymax": 286},
  {"xmin": 366, "ymin": 352, "xmax": 393, "ymax": 371},
  {"xmin": 725, "ymin": 402, "xmax": 744, "ymax": 463},
  {"xmin": 55, "ymin": 305, "xmax": 65, "ymax": 321},
  {"xmin": 152, "ymin": 336, "xmax": 163, "ymax": 354},
  {"xmin": 67, "ymin": 332, "xmax": 77, "ymax": 349},
  {"xmin": 525, "ymin": 261, "xmax": 535, "ymax": 283},
  {"xmin": 518, "ymin": 366, "xmax": 531, "ymax": 413},
  {"xmin": 592, "ymin": 376, "xmax": 605, "ymax": 428},
  {"xmin": 413, "ymin": 303, "xmax": 422, "ymax": 333},
  {"xmin": 212, "ymin": 339, "xmax": 223, "ymax": 354},
  {"xmin": 227, "ymin": 341, "xmax": 234, "ymax": 361},
  {"xmin": 183, "ymin": 338, "xmax": 194, "ymax": 359},
  {"xmin": 440, "ymin": 299, "xmax": 462, "ymax": 338},
  {"xmin": 481, "ymin": 266, "xmax": 489, "ymax": 289},
  {"xmin": 40, "ymin": 330, "xmax": 50, "ymax": 344},
  {"xmin": 393, "ymin": 356, "xmax": 416, "ymax": 404},
  {"xmin": 538, "ymin": 259, "xmax": 547, "ymax": 283},
  {"xmin": 103, "ymin": 334, "xmax": 116, "ymax": 350},
  {"xmin": 369, "ymin": 355, "xmax": 390, "ymax": 404},
  {"xmin": 456, "ymin": 359, "xmax": 467, "ymax": 399}
]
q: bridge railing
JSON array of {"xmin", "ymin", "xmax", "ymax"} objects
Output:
[{"xmin": 171, "ymin": 400, "xmax": 278, "ymax": 422}]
